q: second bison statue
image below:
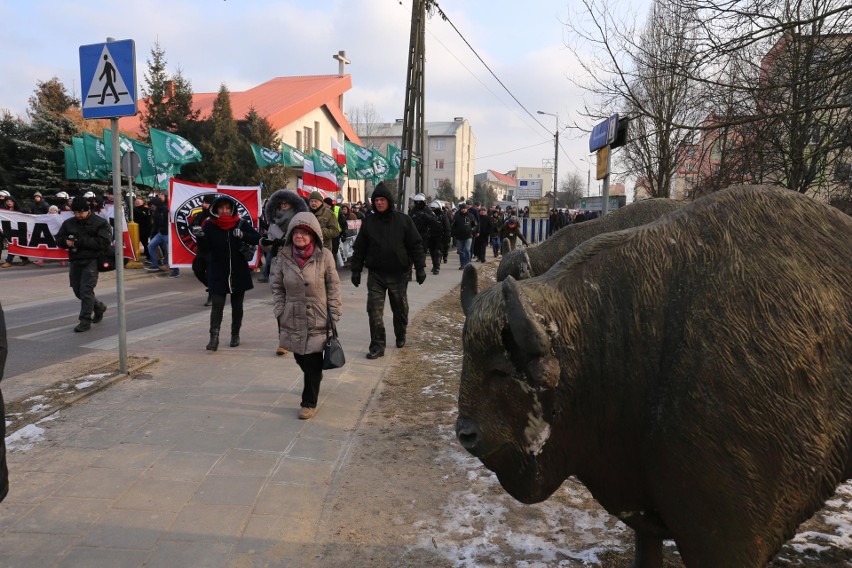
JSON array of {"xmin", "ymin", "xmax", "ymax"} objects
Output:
[
  {"xmin": 495, "ymin": 198, "xmax": 683, "ymax": 282},
  {"xmin": 456, "ymin": 185, "xmax": 852, "ymax": 567}
]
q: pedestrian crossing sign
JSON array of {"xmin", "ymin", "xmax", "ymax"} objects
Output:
[{"xmin": 79, "ymin": 39, "xmax": 137, "ymax": 119}]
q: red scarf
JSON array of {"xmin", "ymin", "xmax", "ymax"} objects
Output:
[
  {"xmin": 209, "ymin": 214, "xmax": 240, "ymax": 231},
  {"xmin": 292, "ymin": 242, "xmax": 315, "ymax": 269}
]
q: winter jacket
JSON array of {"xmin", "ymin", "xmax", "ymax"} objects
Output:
[
  {"xmin": 451, "ymin": 209, "xmax": 479, "ymax": 240},
  {"xmin": 269, "ymin": 212, "xmax": 342, "ymax": 356},
  {"xmin": 148, "ymin": 198, "xmax": 169, "ymax": 237},
  {"xmin": 197, "ymin": 217, "xmax": 261, "ymax": 295},
  {"xmin": 309, "ymin": 203, "xmax": 340, "ymax": 251},
  {"xmin": 264, "ymin": 189, "xmax": 308, "ymax": 249},
  {"xmin": 349, "ymin": 185, "xmax": 425, "ymax": 275},
  {"xmin": 409, "ymin": 202, "xmax": 441, "ymax": 241},
  {"xmin": 55, "ymin": 212, "xmax": 112, "ymax": 262}
]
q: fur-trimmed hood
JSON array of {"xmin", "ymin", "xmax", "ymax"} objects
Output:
[{"xmin": 265, "ymin": 189, "xmax": 308, "ymax": 223}]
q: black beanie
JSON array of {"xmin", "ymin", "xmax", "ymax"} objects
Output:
[{"xmin": 70, "ymin": 195, "xmax": 90, "ymax": 212}]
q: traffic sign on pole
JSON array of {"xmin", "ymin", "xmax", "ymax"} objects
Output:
[
  {"xmin": 79, "ymin": 39, "xmax": 137, "ymax": 119},
  {"xmin": 589, "ymin": 114, "xmax": 619, "ymax": 152}
]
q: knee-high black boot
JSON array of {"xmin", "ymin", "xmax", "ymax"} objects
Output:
[{"xmin": 208, "ymin": 297, "xmax": 224, "ymax": 352}]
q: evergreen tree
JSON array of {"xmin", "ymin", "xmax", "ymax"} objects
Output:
[
  {"xmin": 436, "ymin": 179, "xmax": 455, "ymax": 202},
  {"xmin": 241, "ymin": 106, "xmax": 290, "ymax": 196},
  {"xmin": 191, "ymin": 84, "xmax": 242, "ymax": 184},
  {"xmin": 140, "ymin": 43, "xmax": 199, "ymax": 138},
  {"xmin": 13, "ymin": 78, "xmax": 79, "ymax": 198},
  {"xmin": 0, "ymin": 111, "xmax": 24, "ymax": 190}
]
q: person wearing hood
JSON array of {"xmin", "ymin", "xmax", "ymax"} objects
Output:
[
  {"xmin": 349, "ymin": 182, "xmax": 426, "ymax": 360},
  {"xmin": 192, "ymin": 196, "xmax": 261, "ymax": 351},
  {"xmin": 307, "ymin": 191, "xmax": 340, "ymax": 251},
  {"xmin": 190, "ymin": 194, "xmax": 217, "ymax": 305},
  {"xmin": 260, "ymin": 189, "xmax": 308, "ymax": 355},
  {"xmin": 269, "ymin": 212, "xmax": 341, "ymax": 420},
  {"xmin": 498, "ymin": 215, "xmax": 528, "ymax": 251}
]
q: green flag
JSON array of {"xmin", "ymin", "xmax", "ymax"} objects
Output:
[
  {"xmin": 279, "ymin": 142, "xmax": 307, "ymax": 167},
  {"xmin": 250, "ymin": 143, "xmax": 283, "ymax": 168},
  {"xmin": 149, "ymin": 127, "xmax": 202, "ymax": 165},
  {"xmin": 64, "ymin": 145, "xmax": 77, "ymax": 180},
  {"xmin": 344, "ymin": 141, "xmax": 374, "ymax": 180},
  {"xmin": 71, "ymin": 137, "xmax": 94, "ymax": 180},
  {"xmin": 131, "ymin": 138, "xmax": 180, "ymax": 189},
  {"xmin": 82, "ymin": 132, "xmax": 110, "ymax": 180},
  {"xmin": 385, "ymin": 144, "xmax": 401, "ymax": 180},
  {"xmin": 102, "ymin": 129, "xmax": 134, "ymax": 165},
  {"xmin": 370, "ymin": 149, "xmax": 390, "ymax": 183}
]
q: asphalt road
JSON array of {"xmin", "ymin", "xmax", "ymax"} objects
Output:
[{"xmin": 1, "ymin": 262, "xmax": 233, "ymax": 379}]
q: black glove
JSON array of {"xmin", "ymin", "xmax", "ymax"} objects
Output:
[
  {"xmin": 351, "ymin": 271, "xmax": 361, "ymax": 287},
  {"xmin": 260, "ymin": 237, "xmax": 274, "ymax": 247},
  {"xmin": 232, "ymin": 228, "xmax": 243, "ymax": 239},
  {"xmin": 416, "ymin": 268, "xmax": 427, "ymax": 285}
]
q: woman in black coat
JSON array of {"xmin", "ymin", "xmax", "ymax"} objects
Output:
[{"xmin": 193, "ymin": 196, "xmax": 260, "ymax": 351}]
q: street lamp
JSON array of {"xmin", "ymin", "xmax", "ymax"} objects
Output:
[{"xmin": 537, "ymin": 110, "xmax": 558, "ymax": 210}]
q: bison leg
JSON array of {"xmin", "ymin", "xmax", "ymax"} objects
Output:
[{"xmin": 629, "ymin": 531, "xmax": 662, "ymax": 568}]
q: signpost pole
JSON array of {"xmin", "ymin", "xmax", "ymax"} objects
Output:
[{"xmin": 110, "ymin": 116, "xmax": 127, "ymax": 375}]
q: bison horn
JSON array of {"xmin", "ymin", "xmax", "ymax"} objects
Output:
[
  {"xmin": 502, "ymin": 276, "xmax": 551, "ymax": 357},
  {"xmin": 460, "ymin": 264, "xmax": 479, "ymax": 316}
]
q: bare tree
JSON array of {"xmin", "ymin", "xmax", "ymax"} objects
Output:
[
  {"xmin": 347, "ymin": 102, "xmax": 384, "ymax": 149},
  {"xmin": 558, "ymin": 173, "xmax": 585, "ymax": 208},
  {"xmin": 566, "ymin": 0, "xmax": 704, "ymax": 198}
]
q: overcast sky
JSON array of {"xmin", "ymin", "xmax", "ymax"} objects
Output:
[{"xmin": 0, "ymin": 0, "xmax": 649, "ymax": 190}]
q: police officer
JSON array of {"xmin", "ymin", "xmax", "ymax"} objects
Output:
[{"xmin": 55, "ymin": 196, "xmax": 112, "ymax": 332}]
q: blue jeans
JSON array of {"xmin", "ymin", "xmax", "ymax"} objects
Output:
[
  {"xmin": 148, "ymin": 232, "xmax": 168, "ymax": 268},
  {"xmin": 457, "ymin": 238, "xmax": 472, "ymax": 267}
]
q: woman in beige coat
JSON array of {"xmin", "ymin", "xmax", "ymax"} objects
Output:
[{"xmin": 270, "ymin": 212, "xmax": 342, "ymax": 419}]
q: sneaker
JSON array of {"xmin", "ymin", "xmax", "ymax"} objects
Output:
[
  {"xmin": 144, "ymin": 266, "xmax": 162, "ymax": 272},
  {"xmin": 92, "ymin": 304, "xmax": 107, "ymax": 324},
  {"xmin": 19, "ymin": 259, "xmax": 30, "ymax": 266},
  {"xmin": 74, "ymin": 322, "xmax": 91, "ymax": 332},
  {"xmin": 168, "ymin": 270, "xmax": 180, "ymax": 278},
  {"xmin": 366, "ymin": 348, "xmax": 384, "ymax": 360},
  {"xmin": 276, "ymin": 347, "xmax": 288, "ymax": 356},
  {"xmin": 33, "ymin": 260, "xmax": 45, "ymax": 266},
  {"xmin": 0, "ymin": 263, "xmax": 11, "ymax": 268},
  {"xmin": 298, "ymin": 407, "xmax": 315, "ymax": 420}
]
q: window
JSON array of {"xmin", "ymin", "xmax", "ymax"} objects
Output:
[
  {"xmin": 435, "ymin": 139, "xmax": 445, "ymax": 151},
  {"xmin": 303, "ymin": 127, "xmax": 313, "ymax": 152},
  {"xmin": 296, "ymin": 131, "xmax": 302, "ymax": 151},
  {"xmin": 435, "ymin": 159, "xmax": 444, "ymax": 170}
]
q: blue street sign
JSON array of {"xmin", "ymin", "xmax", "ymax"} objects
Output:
[
  {"xmin": 588, "ymin": 114, "xmax": 619, "ymax": 152},
  {"xmin": 79, "ymin": 39, "xmax": 137, "ymax": 119}
]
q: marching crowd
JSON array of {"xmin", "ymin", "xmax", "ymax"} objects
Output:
[{"xmin": 0, "ymin": 182, "xmax": 592, "ymax": 419}]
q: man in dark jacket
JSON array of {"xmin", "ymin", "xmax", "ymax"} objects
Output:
[
  {"xmin": 55, "ymin": 196, "xmax": 112, "ymax": 332},
  {"xmin": 0, "ymin": 300, "xmax": 9, "ymax": 502},
  {"xmin": 349, "ymin": 182, "xmax": 426, "ymax": 359},
  {"xmin": 450, "ymin": 202, "xmax": 479, "ymax": 269}
]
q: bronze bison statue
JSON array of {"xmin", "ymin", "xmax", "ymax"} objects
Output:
[
  {"xmin": 496, "ymin": 198, "xmax": 683, "ymax": 282},
  {"xmin": 456, "ymin": 185, "xmax": 852, "ymax": 567}
]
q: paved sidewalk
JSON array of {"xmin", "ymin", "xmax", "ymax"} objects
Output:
[{"xmin": 0, "ymin": 260, "xmax": 468, "ymax": 567}]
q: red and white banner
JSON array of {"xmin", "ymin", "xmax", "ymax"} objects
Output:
[
  {"xmin": 168, "ymin": 179, "xmax": 262, "ymax": 269},
  {"xmin": 0, "ymin": 206, "xmax": 135, "ymax": 261},
  {"xmin": 302, "ymin": 159, "xmax": 339, "ymax": 195},
  {"xmin": 330, "ymin": 136, "xmax": 346, "ymax": 167}
]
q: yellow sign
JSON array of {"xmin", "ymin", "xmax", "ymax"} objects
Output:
[
  {"xmin": 596, "ymin": 146, "xmax": 610, "ymax": 180},
  {"xmin": 528, "ymin": 198, "xmax": 550, "ymax": 218}
]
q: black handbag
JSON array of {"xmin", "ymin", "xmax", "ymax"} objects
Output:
[
  {"xmin": 97, "ymin": 245, "xmax": 116, "ymax": 272},
  {"xmin": 322, "ymin": 309, "xmax": 345, "ymax": 370},
  {"xmin": 238, "ymin": 220, "xmax": 257, "ymax": 262}
]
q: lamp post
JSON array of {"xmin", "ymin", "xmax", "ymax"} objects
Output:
[{"xmin": 537, "ymin": 111, "xmax": 558, "ymax": 210}]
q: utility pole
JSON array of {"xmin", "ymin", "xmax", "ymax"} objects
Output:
[{"xmin": 398, "ymin": 0, "xmax": 431, "ymax": 208}]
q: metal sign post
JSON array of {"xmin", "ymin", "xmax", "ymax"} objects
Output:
[{"xmin": 80, "ymin": 37, "xmax": 137, "ymax": 374}]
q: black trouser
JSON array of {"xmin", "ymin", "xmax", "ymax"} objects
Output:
[
  {"xmin": 427, "ymin": 236, "xmax": 443, "ymax": 271},
  {"xmin": 474, "ymin": 235, "xmax": 489, "ymax": 262},
  {"xmin": 366, "ymin": 271, "xmax": 409, "ymax": 352},
  {"xmin": 293, "ymin": 351, "xmax": 323, "ymax": 408},
  {"xmin": 69, "ymin": 259, "xmax": 104, "ymax": 324},
  {"xmin": 209, "ymin": 291, "xmax": 245, "ymax": 335}
]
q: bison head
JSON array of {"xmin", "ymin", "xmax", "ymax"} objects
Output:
[
  {"xmin": 456, "ymin": 265, "xmax": 571, "ymax": 504},
  {"xmin": 495, "ymin": 244, "xmax": 532, "ymax": 282}
]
